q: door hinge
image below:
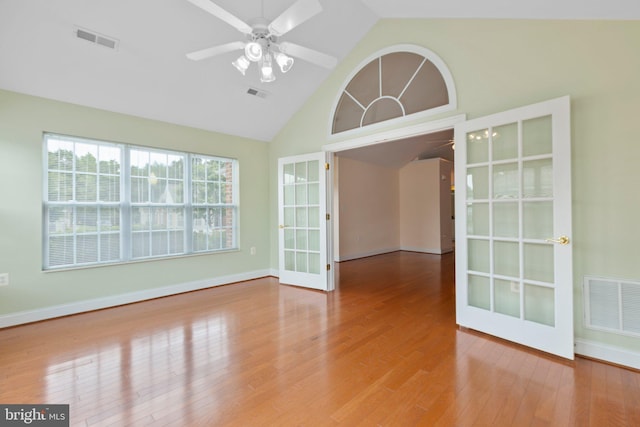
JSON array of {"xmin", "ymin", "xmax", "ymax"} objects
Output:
[
  {"xmin": 326, "ymin": 213, "xmax": 330, "ymax": 221},
  {"xmin": 326, "ymin": 264, "xmax": 331, "ymax": 271},
  {"xmin": 325, "ymin": 162, "xmax": 330, "ymax": 170}
]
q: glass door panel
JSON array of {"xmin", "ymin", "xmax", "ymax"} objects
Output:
[
  {"xmin": 468, "ymin": 239, "xmax": 490, "ymax": 273},
  {"xmin": 523, "ymin": 159, "xmax": 553, "ymax": 198},
  {"xmin": 467, "ymin": 129, "xmax": 489, "ymax": 163},
  {"xmin": 285, "ymin": 160, "xmax": 318, "ymax": 274},
  {"xmin": 523, "ymin": 115, "xmax": 552, "ymax": 157},
  {"xmin": 492, "ymin": 123, "xmax": 518, "ymax": 161},
  {"xmin": 468, "ymin": 275, "xmax": 491, "ymax": 310},
  {"xmin": 524, "ymin": 284, "xmax": 555, "ymax": 326},
  {"xmin": 523, "ymin": 243, "xmax": 554, "ymax": 283},
  {"xmin": 523, "ymin": 201, "xmax": 553, "ymax": 239},
  {"xmin": 455, "ymin": 96, "xmax": 573, "ymax": 359},
  {"xmin": 466, "ymin": 166, "xmax": 489, "ymax": 200},
  {"xmin": 495, "ymin": 279, "xmax": 520, "ymax": 318},
  {"xmin": 467, "ymin": 203, "xmax": 490, "ymax": 235},
  {"xmin": 493, "ymin": 162, "xmax": 519, "ymax": 199},
  {"xmin": 493, "ymin": 202, "xmax": 518, "ymax": 238},
  {"xmin": 493, "ymin": 241, "xmax": 519, "ymax": 278},
  {"xmin": 284, "ymin": 229, "xmax": 295, "ymax": 249},
  {"xmin": 308, "ymin": 253, "xmax": 320, "ymax": 274},
  {"xmin": 278, "ymin": 153, "xmax": 330, "ymax": 291}
]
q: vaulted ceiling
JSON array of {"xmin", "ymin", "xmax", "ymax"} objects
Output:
[{"xmin": 1, "ymin": 0, "xmax": 639, "ymax": 142}]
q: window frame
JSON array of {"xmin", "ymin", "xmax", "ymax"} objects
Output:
[
  {"xmin": 43, "ymin": 133, "xmax": 239, "ymax": 271},
  {"xmin": 328, "ymin": 44, "xmax": 458, "ymax": 139}
]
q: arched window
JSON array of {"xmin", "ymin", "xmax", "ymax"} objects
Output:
[{"xmin": 331, "ymin": 45, "xmax": 456, "ymax": 135}]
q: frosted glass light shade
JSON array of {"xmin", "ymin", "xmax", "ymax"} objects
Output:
[
  {"xmin": 245, "ymin": 42, "xmax": 263, "ymax": 62},
  {"xmin": 274, "ymin": 52, "xmax": 294, "ymax": 73},
  {"xmin": 260, "ymin": 53, "xmax": 275, "ymax": 82},
  {"xmin": 232, "ymin": 55, "xmax": 250, "ymax": 75}
]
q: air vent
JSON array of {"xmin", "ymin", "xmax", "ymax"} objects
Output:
[
  {"xmin": 584, "ymin": 276, "xmax": 640, "ymax": 337},
  {"xmin": 74, "ymin": 27, "xmax": 119, "ymax": 50},
  {"xmin": 247, "ymin": 87, "xmax": 269, "ymax": 99}
]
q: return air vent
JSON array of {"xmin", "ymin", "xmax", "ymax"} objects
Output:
[
  {"xmin": 246, "ymin": 87, "xmax": 269, "ymax": 99},
  {"xmin": 584, "ymin": 276, "xmax": 640, "ymax": 337},
  {"xmin": 74, "ymin": 27, "xmax": 118, "ymax": 50}
]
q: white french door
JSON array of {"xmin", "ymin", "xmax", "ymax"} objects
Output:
[
  {"xmin": 454, "ymin": 96, "xmax": 573, "ymax": 359},
  {"xmin": 278, "ymin": 152, "xmax": 333, "ymax": 291}
]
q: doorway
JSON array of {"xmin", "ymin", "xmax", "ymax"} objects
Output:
[{"xmin": 331, "ymin": 128, "xmax": 456, "ymax": 263}]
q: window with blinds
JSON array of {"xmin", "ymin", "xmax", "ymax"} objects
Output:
[{"xmin": 43, "ymin": 133, "xmax": 238, "ymax": 270}]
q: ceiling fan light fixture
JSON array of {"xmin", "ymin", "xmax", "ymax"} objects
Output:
[
  {"xmin": 187, "ymin": 0, "xmax": 336, "ymax": 84},
  {"xmin": 274, "ymin": 52, "xmax": 294, "ymax": 73},
  {"xmin": 245, "ymin": 41, "xmax": 263, "ymax": 62},
  {"xmin": 260, "ymin": 53, "xmax": 276, "ymax": 83},
  {"xmin": 232, "ymin": 55, "xmax": 250, "ymax": 75}
]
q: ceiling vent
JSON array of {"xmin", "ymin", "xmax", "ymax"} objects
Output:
[
  {"xmin": 74, "ymin": 27, "xmax": 119, "ymax": 50},
  {"xmin": 246, "ymin": 87, "xmax": 269, "ymax": 99}
]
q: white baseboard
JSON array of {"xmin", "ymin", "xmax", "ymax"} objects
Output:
[
  {"xmin": 0, "ymin": 269, "xmax": 271, "ymax": 329},
  {"xmin": 335, "ymin": 247, "xmax": 400, "ymax": 262},
  {"xmin": 575, "ymin": 338, "xmax": 640, "ymax": 370},
  {"xmin": 400, "ymin": 246, "xmax": 454, "ymax": 255}
]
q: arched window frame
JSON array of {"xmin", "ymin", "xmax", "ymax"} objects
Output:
[{"xmin": 329, "ymin": 44, "xmax": 457, "ymax": 139}]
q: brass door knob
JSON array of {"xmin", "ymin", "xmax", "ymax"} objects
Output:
[{"xmin": 545, "ymin": 236, "xmax": 570, "ymax": 245}]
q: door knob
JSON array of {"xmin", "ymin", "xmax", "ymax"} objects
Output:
[{"xmin": 545, "ymin": 235, "xmax": 570, "ymax": 245}]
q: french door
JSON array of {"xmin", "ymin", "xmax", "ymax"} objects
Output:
[
  {"xmin": 454, "ymin": 96, "xmax": 573, "ymax": 359},
  {"xmin": 277, "ymin": 152, "xmax": 333, "ymax": 291}
]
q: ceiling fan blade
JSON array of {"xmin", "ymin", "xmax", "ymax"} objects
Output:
[
  {"xmin": 186, "ymin": 41, "xmax": 245, "ymax": 61},
  {"xmin": 279, "ymin": 42, "xmax": 337, "ymax": 69},
  {"xmin": 268, "ymin": 0, "xmax": 322, "ymax": 37},
  {"xmin": 187, "ymin": 0, "xmax": 253, "ymax": 34}
]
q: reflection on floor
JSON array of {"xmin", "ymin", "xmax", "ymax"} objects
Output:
[{"xmin": 0, "ymin": 251, "xmax": 638, "ymax": 426}]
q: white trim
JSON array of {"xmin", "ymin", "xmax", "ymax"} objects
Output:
[
  {"xmin": 328, "ymin": 44, "xmax": 458, "ymax": 139},
  {"xmin": 0, "ymin": 269, "xmax": 271, "ymax": 329},
  {"xmin": 345, "ymin": 89, "xmax": 366, "ymax": 111},
  {"xmin": 336, "ymin": 246, "xmax": 454, "ymax": 262},
  {"xmin": 335, "ymin": 247, "xmax": 400, "ymax": 262},
  {"xmin": 575, "ymin": 338, "xmax": 640, "ymax": 371},
  {"xmin": 398, "ymin": 57, "xmax": 427, "ymax": 100},
  {"xmin": 400, "ymin": 246, "xmax": 454, "ymax": 255},
  {"xmin": 331, "ymin": 104, "xmax": 458, "ymax": 141},
  {"xmin": 360, "ymin": 96, "xmax": 406, "ymax": 127},
  {"xmin": 323, "ymin": 114, "xmax": 466, "ymax": 153}
]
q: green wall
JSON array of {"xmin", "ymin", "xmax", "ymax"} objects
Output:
[
  {"xmin": 0, "ymin": 89, "xmax": 270, "ymax": 315},
  {"xmin": 269, "ymin": 19, "xmax": 640, "ymax": 352}
]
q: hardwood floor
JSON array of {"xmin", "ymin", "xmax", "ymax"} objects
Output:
[{"xmin": 1, "ymin": 251, "xmax": 639, "ymax": 426}]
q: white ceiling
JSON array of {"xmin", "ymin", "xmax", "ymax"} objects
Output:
[
  {"xmin": 338, "ymin": 129, "xmax": 454, "ymax": 169},
  {"xmin": 362, "ymin": 0, "xmax": 640, "ymax": 20},
  {"xmin": 0, "ymin": 0, "xmax": 377, "ymax": 142},
  {"xmin": 1, "ymin": 0, "xmax": 639, "ymax": 143}
]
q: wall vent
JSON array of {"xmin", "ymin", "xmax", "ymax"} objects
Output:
[
  {"xmin": 75, "ymin": 27, "xmax": 119, "ymax": 50},
  {"xmin": 584, "ymin": 276, "xmax": 640, "ymax": 337},
  {"xmin": 246, "ymin": 87, "xmax": 269, "ymax": 99}
]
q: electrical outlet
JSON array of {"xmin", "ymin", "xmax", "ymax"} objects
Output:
[
  {"xmin": 250, "ymin": 247, "xmax": 256, "ymax": 255},
  {"xmin": 0, "ymin": 273, "xmax": 9, "ymax": 287}
]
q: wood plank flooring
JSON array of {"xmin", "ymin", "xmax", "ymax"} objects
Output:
[{"xmin": 1, "ymin": 251, "xmax": 639, "ymax": 426}]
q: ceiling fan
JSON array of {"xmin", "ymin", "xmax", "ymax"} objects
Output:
[{"xmin": 186, "ymin": 0, "xmax": 338, "ymax": 82}]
